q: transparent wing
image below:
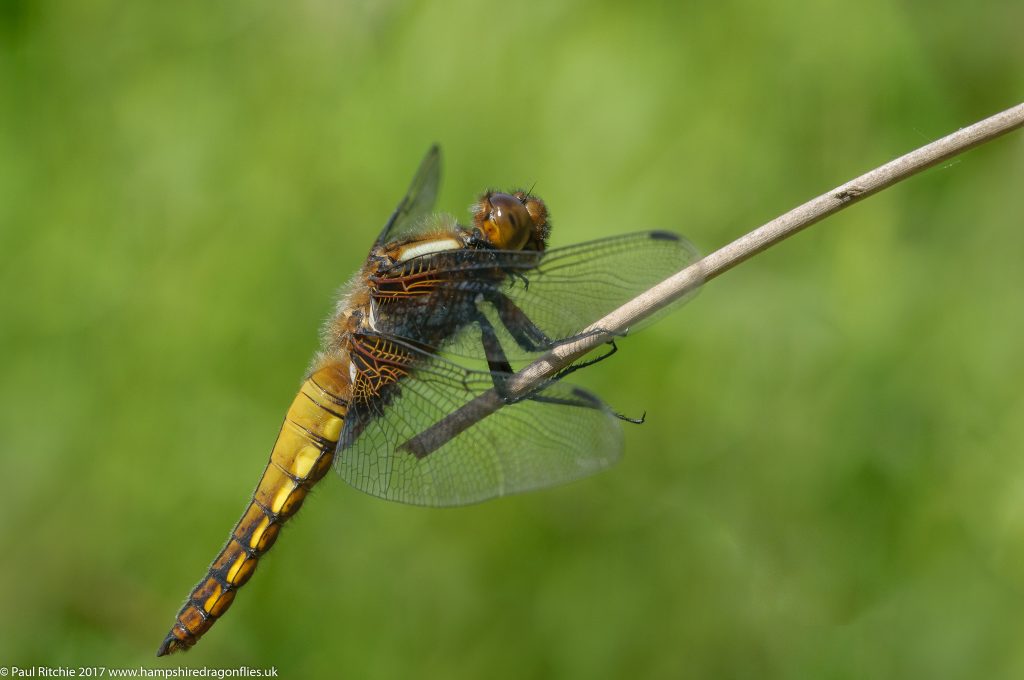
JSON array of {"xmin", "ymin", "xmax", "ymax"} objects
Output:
[
  {"xmin": 375, "ymin": 230, "xmax": 702, "ymax": 360},
  {"xmin": 335, "ymin": 335, "xmax": 622, "ymax": 507},
  {"xmin": 374, "ymin": 145, "xmax": 443, "ymax": 247}
]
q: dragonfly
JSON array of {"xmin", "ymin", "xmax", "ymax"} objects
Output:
[{"xmin": 156, "ymin": 146, "xmax": 701, "ymax": 655}]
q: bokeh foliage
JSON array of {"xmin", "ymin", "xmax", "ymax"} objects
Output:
[{"xmin": 1, "ymin": 0, "xmax": 1023, "ymax": 677}]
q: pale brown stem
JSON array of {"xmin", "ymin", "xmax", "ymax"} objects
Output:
[{"xmin": 404, "ymin": 102, "xmax": 1024, "ymax": 456}]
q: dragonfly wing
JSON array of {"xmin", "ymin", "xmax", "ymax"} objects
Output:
[
  {"xmin": 335, "ymin": 335, "xmax": 622, "ymax": 507},
  {"xmin": 518, "ymin": 230, "xmax": 702, "ymax": 336},
  {"xmin": 375, "ymin": 145, "xmax": 443, "ymax": 247},
  {"xmin": 377, "ymin": 231, "xmax": 702, "ymax": 361}
]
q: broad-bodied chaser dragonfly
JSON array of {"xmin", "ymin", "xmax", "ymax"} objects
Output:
[{"xmin": 157, "ymin": 147, "xmax": 701, "ymax": 655}]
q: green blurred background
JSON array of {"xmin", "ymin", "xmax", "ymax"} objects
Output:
[{"xmin": 2, "ymin": 0, "xmax": 1023, "ymax": 677}]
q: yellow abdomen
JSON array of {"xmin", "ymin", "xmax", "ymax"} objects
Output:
[{"xmin": 157, "ymin": 362, "xmax": 350, "ymax": 656}]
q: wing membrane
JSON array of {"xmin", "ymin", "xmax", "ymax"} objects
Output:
[
  {"xmin": 335, "ymin": 335, "xmax": 622, "ymax": 507},
  {"xmin": 376, "ymin": 231, "xmax": 702, "ymax": 360},
  {"xmin": 348, "ymin": 158, "xmax": 703, "ymax": 505},
  {"xmin": 375, "ymin": 145, "xmax": 443, "ymax": 247}
]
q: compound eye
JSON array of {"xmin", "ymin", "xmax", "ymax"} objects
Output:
[{"xmin": 484, "ymin": 193, "xmax": 531, "ymax": 250}]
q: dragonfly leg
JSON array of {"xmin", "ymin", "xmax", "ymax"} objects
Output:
[
  {"xmin": 525, "ymin": 387, "xmax": 645, "ymax": 424},
  {"xmin": 480, "ymin": 295, "xmax": 640, "ymax": 419},
  {"xmin": 556, "ymin": 325, "xmax": 627, "ymax": 347},
  {"xmin": 474, "ymin": 312, "xmax": 514, "ymax": 396},
  {"xmin": 519, "ymin": 337, "xmax": 615, "ymax": 393},
  {"xmin": 613, "ymin": 409, "xmax": 645, "ymax": 424},
  {"xmin": 528, "ymin": 340, "xmax": 645, "ymax": 423},
  {"xmin": 551, "ymin": 339, "xmax": 619, "ymax": 382},
  {"xmin": 485, "ymin": 291, "xmax": 552, "ymax": 352}
]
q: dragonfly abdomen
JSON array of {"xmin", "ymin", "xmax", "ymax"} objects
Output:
[{"xmin": 156, "ymin": 363, "xmax": 351, "ymax": 656}]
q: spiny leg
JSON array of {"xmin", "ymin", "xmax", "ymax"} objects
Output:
[
  {"xmin": 485, "ymin": 290, "xmax": 552, "ymax": 352},
  {"xmin": 486, "ymin": 289, "xmax": 630, "ymax": 357},
  {"xmin": 525, "ymin": 387, "xmax": 645, "ymax": 424},
  {"xmin": 475, "ymin": 311, "xmax": 514, "ymax": 395},
  {"xmin": 480, "ymin": 295, "xmax": 640, "ymax": 420},
  {"xmin": 531, "ymin": 341, "xmax": 645, "ymax": 424},
  {"xmin": 551, "ymin": 339, "xmax": 620, "ymax": 382}
]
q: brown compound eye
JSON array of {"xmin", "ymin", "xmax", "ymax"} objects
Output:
[{"xmin": 477, "ymin": 192, "xmax": 532, "ymax": 250}]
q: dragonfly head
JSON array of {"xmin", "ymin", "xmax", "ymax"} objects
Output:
[{"xmin": 472, "ymin": 191, "xmax": 550, "ymax": 252}]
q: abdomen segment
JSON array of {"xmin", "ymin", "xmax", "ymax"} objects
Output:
[{"xmin": 156, "ymin": 363, "xmax": 350, "ymax": 656}]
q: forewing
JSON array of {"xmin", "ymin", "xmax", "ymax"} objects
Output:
[
  {"xmin": 375, "ymin": 145, "xmax": 443, "ymax": 247},
  {"xmin": 496, "ymin": 230, "xmax": 702, "ymax": 338},
  {"xmin": 377, "ymin": 231, "xmax": 702, "ymax": 361},
  {"xmin": 335, "ymin": 336, "xmax": 622, "ymax": 507}
]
